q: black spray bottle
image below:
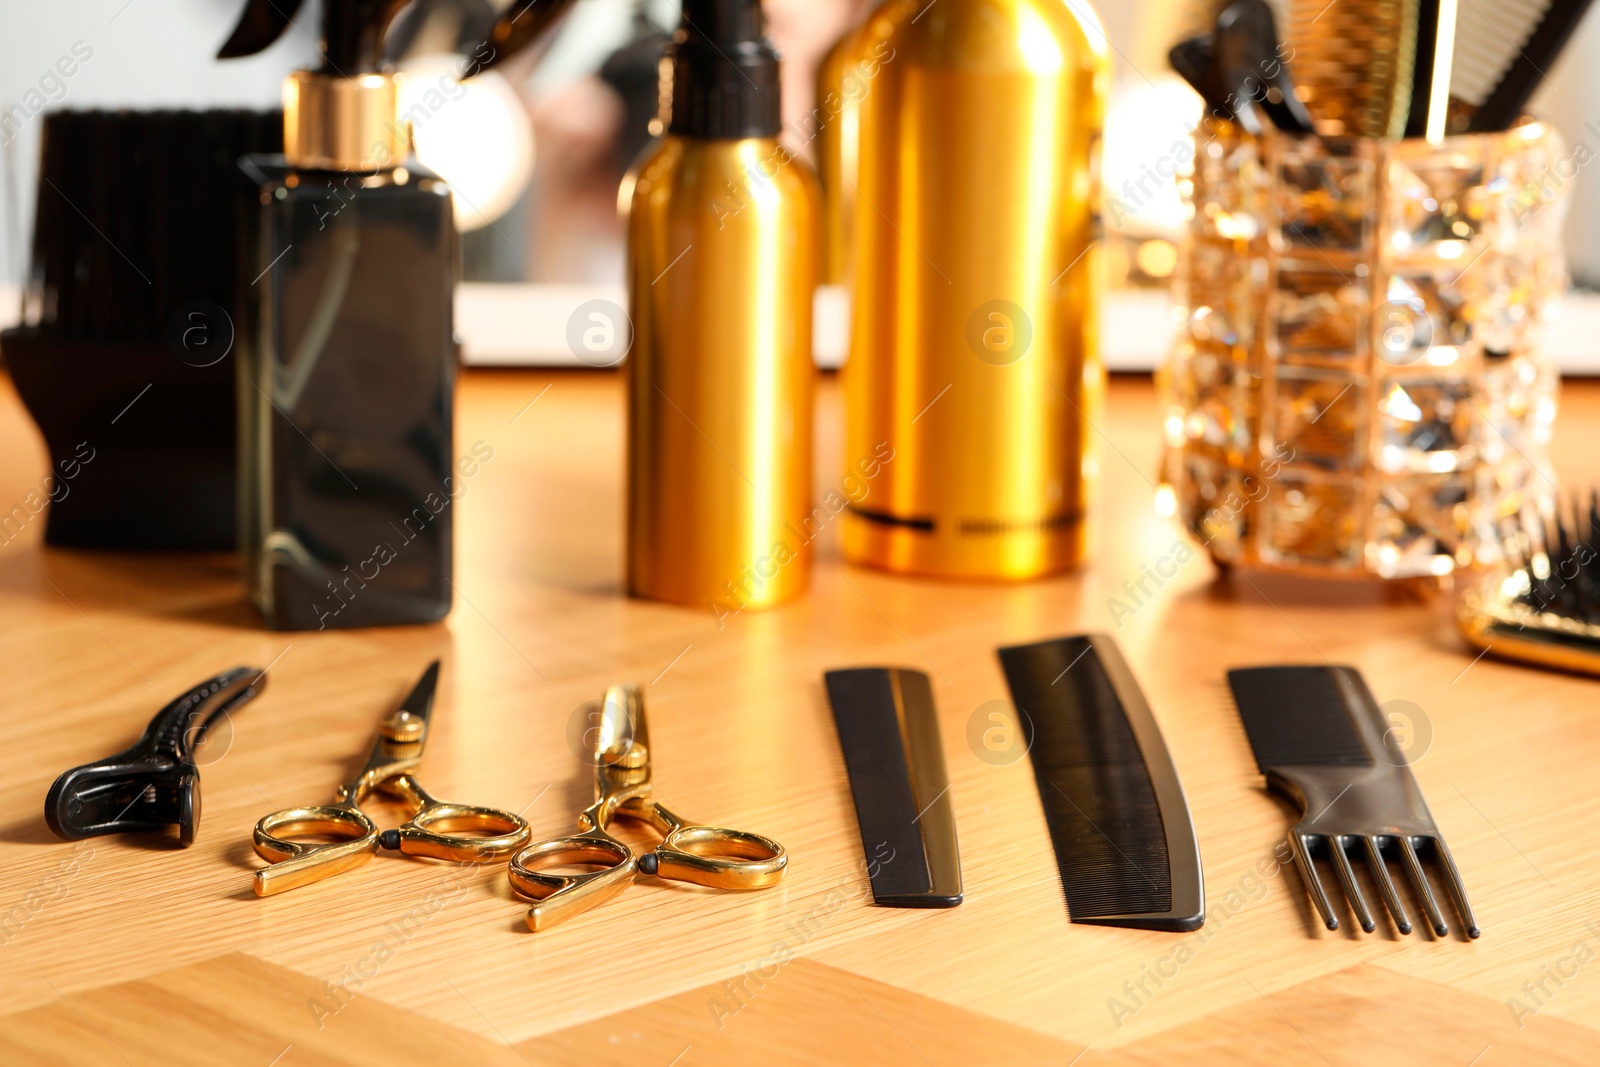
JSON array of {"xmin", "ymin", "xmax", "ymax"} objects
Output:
[{"xmin": 219, "ymin": 0, "xmax": 460, "ymax": 630}]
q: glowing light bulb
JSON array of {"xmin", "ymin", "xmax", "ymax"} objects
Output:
[{"xmin": 398, "ymin": 55, "xmax": 537, "ymax": 232}]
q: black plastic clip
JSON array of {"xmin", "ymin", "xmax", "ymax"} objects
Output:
[{"xmin": 44, "ymin": 666, "xmax": 267, "ymax": 846}]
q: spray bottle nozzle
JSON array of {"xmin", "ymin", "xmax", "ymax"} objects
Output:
[
  {"xmin": 678, "ymin": 0, "xmax": 767, "ymax": 41},
  {"xmin": 667, "ymin": 0, "xmax": 782, "ymax": 140},
  {"xmin": 471, "ymin": 0, "xmax": 584, "ymax": 75},
  {"xmin": 217, "ymin": 0, "xmax": 411, "ymax": 72}
]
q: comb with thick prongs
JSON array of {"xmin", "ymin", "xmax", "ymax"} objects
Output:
[{"xmin": 1227, "ymin": 665, "xmax": 1479, "ymax": 938}]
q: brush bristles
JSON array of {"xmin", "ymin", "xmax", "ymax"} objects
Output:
[
  {"xmin": 22, "ymin": 108, "xmax": 282, "ymax": 343},
  {"xmin": 1509, "ymin": 490, "xmax": 1600, "ymax": 624}
]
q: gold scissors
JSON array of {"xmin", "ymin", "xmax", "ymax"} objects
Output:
[
  {"xmin": 508, "ymin": 684, "xmax": 786, "ymax": 931},
  {"xmin": 252, "ymin": 661, "xmax": 531, "ymax": 896}
]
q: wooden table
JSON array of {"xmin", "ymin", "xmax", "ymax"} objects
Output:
[{"xmin": 3, "ymin": 367, "xmax": 1600, "ymax": 1066}]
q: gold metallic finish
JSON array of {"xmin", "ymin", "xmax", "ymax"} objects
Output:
[
  {"xmin": 626, "ymin": 135, "xmax": 818, "ymax": 611},
  {"xmin": 1287, "ymin": 0, "xmax": 1417, "ymax": 139},
  {"xmin": 815, "ymin": 13, "xmax": 887, "ymax": 286},
  {"xmin": 509, "ymin": 685, "xmax": 786, "ymax": 932},
  {"xmin": 283, "ymin": 69, "xmax": 407, "ymax": 171},
  {"xmin": 1459, "ymin": 580, "xmax": 1600, "ymax": 677},
  {"xmin": 842, "ymin": 0, "xmax": 1108, "ymax": 579},
  {"xmin": 251, "ymin": 664, "xmax": 529, "ymax": 896}
]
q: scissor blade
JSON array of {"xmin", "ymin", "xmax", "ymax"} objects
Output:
[
  {"xmin": 357, "ymin": 660, "xmax": 440, "ymax": 779},
  {"xmin": 400, "ymin": 660, "xmax": 442, "ymax": 725}
]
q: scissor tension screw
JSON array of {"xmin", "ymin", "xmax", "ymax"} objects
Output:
[{"xmin": 381, "ymin": 711, "xmax": 425, "ymax": 743}]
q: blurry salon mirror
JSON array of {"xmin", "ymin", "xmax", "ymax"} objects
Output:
[
  {"xmin": 392, "ymin": 0, "xmax": 871, "ymax": 284},
  {"xmin": 1, "ymin": 0, "xmax": 1596, "ymax": 359}
]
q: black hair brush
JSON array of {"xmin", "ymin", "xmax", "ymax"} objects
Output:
[
  {"xmin": 3, "ymin": 109, "xmax": 281, "ymax": 551},
  {"xmin": 1459, "ymin": 490, "xmax": 1600, "ymax": 676}
]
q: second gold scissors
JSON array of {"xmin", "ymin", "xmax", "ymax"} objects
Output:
[
  {"xmin": 509, "ymin": 684, "xmax": 787, "ymax": 930},
  {"xmin": 252, "ymin": 661, "xmax": 530, "ymax": 896}
]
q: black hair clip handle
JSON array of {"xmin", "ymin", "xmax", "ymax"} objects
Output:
[{"xmin": 44, "ymin": 667, "xmax": 267, "ymax": 846}]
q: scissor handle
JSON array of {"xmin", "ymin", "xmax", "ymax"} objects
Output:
[
  {"xmin": 506, "ymin": 827, "xmax": 638, "ymax": 932},
  {"xmin": 641, "ymin": 802, "xmax": 787, "ymax": 890},
  {"xmin": 379, "ymin": 776, "xmax": 530, "ymax": 862},
  {"xmin": 252, "ymin": 802, "xmax": 379, "ymax": 896}
]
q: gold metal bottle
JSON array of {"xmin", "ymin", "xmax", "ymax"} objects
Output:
[
  {"xmin": 842, "ymin": 0, "xmax": 1109, "ymax": 579},
  {"xmin": 626, "ymin": 0, "xmax": 818, "ymax": 614},
  {"xmin": 814, "ymin": 6, "xmax": 886, "ymax": 286}
]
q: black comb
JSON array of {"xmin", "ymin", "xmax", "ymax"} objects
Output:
[
  {"xmin": 45, "ymin": 667, "xmax": 267, "ymax": 846},
  {"xmin": 998, "ymin": 635, "xmax": 1204, "ymax": 932},
  {"xmin": 1227, "ymin": 665, "xmax": 1479, "ymax": 938},
  {"xmin": 824, "ymin": 668, "xmax": 963, "ymax": 907}
]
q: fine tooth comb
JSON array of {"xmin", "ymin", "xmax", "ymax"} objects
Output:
[
  {"xmin": 1457, "ymin": 0, "xmax": 1596, "ymax": 133},
  {"xmin": 45, "ymin": 667, "xmax": 267, "ymax": 846},
  {"xmin": 1286, "ymin": 0, "xmax": 1416, "ymax": 138},
  {"xmin": 1227, "ymin": 665, "xmax": 1479, "ymax": 938},
  {"xmin": 824, "ymin": 668, "xmax": 963, "ymax": 907},
  {"xmin": 1459, "ymin": 491, "xmax": 1600, "ymax": 676},
  {"xmin": 998, "ymin": 635, "xmax": 1204, "ymax": 932}
]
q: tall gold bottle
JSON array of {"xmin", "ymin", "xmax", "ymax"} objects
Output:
[
  {"xmin": 842, "ymin": 0, "xmax": 1108, "ymax": 579},
  {"xmin": 814, "ymin": 6, "xmax": 886, "ymax": 286},
  {"xmin": 626, "ymin": 0, "xmax": 818, "ymax": 614}
]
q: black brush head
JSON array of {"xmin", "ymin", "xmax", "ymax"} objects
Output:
[
  {"xmin": 23, "ymin": 109, "xmax": 281, "ymax": 343},
  {"xmin": 1514, "ymin": 490, "xmax": 1600, "ymax": 624}
]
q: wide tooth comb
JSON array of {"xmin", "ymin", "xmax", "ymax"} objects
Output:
[{"xmin": 1228, "ymin": 665, "xmax": 1479, "ymax": 938}]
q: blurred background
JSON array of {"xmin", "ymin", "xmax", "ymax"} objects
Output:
[{"xmin": 2, "ymin": 0, "xmax": 1596, "ymax": 353}]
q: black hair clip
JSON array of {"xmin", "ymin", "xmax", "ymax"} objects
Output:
[{"xmin": 45, "ymin": 667, "xmax": 267, "ymax": 846}]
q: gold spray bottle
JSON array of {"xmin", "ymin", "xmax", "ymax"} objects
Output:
[
  {"xmin": 626, "ymin": 0, "xmax": 819, "ymax": 614},
  {"xmin": 842, "ymin": 0, "xmax": 1108, "ymax": 580}
]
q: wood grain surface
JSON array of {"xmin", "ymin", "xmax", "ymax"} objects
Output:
[{"xmin": 2, "ymin": 367, "xmax": 1599, "ymax": 1065}]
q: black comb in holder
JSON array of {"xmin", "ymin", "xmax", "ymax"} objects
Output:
[
  {"xmin": 998, "ymin": 635, "xmax": 1204, "ymax": 931},
  {"xmin": 3, "ymin": 109, "xmax": 282, "ymax": 550},
  {"xmin": 1227, "ymin": 665, "xmax": 1479, "ymax": 938},
  {"xmin": 45, "ymin": 666, "xmax": 266, "ymax": 846},
  {"xmin": 824, "ymin": 668, "xmax": 963, "ymax": 907}
]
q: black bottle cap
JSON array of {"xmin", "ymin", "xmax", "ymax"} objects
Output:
[{"xmin": 667, "ymin": 0, "xmax": 782, "ymax": 139}]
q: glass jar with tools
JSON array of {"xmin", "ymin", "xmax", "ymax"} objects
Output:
[{"xmin": 1159, "ymin": 120, "xmax": 1569, "ymax": 579}]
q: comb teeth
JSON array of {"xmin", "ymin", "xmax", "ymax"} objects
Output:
[
  {"xmin": 1226, "ymin": 666, "xmax": 1374, "ymax": 769},
  {"xmin": 1451, "ymin": 0, "xmax": 1550, "ymax": 106},
  {"xmin": 1000, "ymin": 637, "xmax": 1173, "ymax": 919}
]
